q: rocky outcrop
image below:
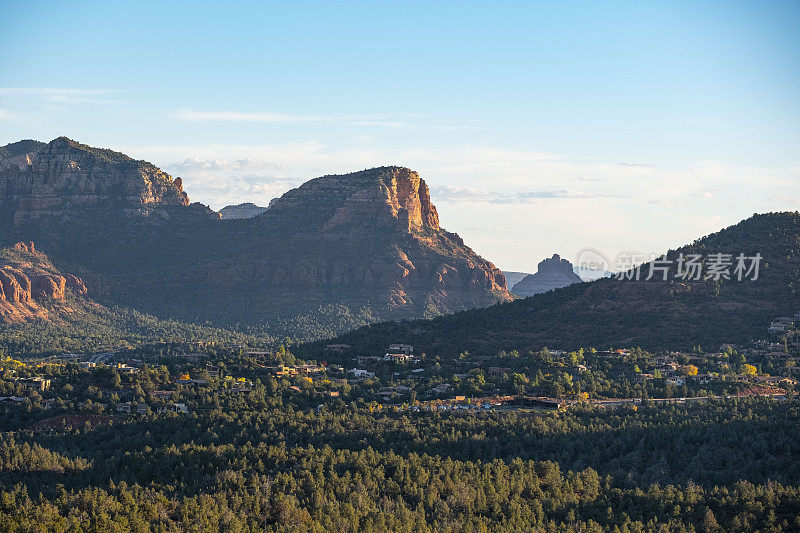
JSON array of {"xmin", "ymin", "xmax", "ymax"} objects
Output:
[
  {"xmin": 12, "ymin": 241, "xmax": 36, "ymax": 254},
  {"xmin": 219, "ymin": 202, "xmax": 270, "ymax": 219},
  {"xmin": 34, "ymin": 275, "xmax": 66, "ymax": 300},
  {"xmin": 511, "ymin": 254, "xmax": 583, "ymax": 297},
  {"xmin": 0, "ymin": 242, "xmax": 88, "ymax": 321},
  {"xmin": 0, "ymin": 269, "xmax": 26, "ymax": 303},
  {"xmin": 0, "ymin": 137, "xmax": 189, "ymax": 227},
  {"xmin": 0, "ymin": 138, "xmax": 511, "ymax": 333},
  {"xmin": 272, "ymin": 166, "xmax": 440, "ymax": 233},
  {"xmin": 65, "ymin": 274, "xmax": 87, "ymax": 295},
  {"xmin": 238, "ymin": 166, "xmax": 507, "ymax": 303}
]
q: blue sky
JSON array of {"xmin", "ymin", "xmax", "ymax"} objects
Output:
[{"xmin": 1, "ymin": 1, "xmax": 799, "ymax": 272}]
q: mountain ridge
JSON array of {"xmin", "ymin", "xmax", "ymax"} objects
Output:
[
  {"xmin": 302, "ymin": 211, "xmax": 800, "ymax": 356},
  {"xmin": 0, "ymin": 138, "xmax": 511, "ymax": 339},
  {"xmin": 218, "ymin": 202, "xmax": 269, "ymax": 219}
]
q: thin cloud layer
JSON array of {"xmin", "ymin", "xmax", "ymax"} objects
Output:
[
  {"xmin": 431, "ymin": 186, "xmax": 604, "ymax": 203},
  {"xmin": 171, "ymin": 109, "xmax": 416, "ymax": 128},
  {"xmin": 160, "ymin": 156, "xmax": 300, "ymax": 209},
  {"xmin": 108, "ymin": 139, "xmax": 800, "ymax": 269},
  {"xmin": 0, "ymin": 87, "xmax": 118, "ymax": 104},
  {"xmin": 122, "ymin": 140, "xmax": 800, "ymax": 212}
]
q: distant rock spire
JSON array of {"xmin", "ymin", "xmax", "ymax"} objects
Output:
[{"xmin": 511, "ymin": 254, "xmax": 583, "ymax": 297}]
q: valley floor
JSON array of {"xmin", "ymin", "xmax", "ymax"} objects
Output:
[{"xmin": 1, "ymin": 345, "xmax": 799, "ymax": 531}]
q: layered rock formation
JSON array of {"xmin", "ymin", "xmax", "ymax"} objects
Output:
[
  {"xmin": 219, "ymin": 202, "xmax": 270, "ymax": 219},
  {"xmin": 0, "ymin": 137, "xmax": 189, "ymax": 228},
  {"xmin": 0, "ymin": 139, "xmax": 510, "ymax": 335},
  {"xmin": 270, "ymin": 167, "xmax": 440, "ymax": 233},
  {"xmin": 0, "ymin": 241, "xmax": 88, "ymax": 321},
  {"xmin": 511, "ymin": 254, "xmax": 583, "ymax": 297},
  {"xmin": 245, "ymin": 166, "xmax": 505, "ymax": 294},
  {"xmin": 197, "ymin": 166, "xmax": 508, "ymax": 324}
]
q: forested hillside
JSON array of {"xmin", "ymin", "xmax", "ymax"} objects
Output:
[
  {"xmin": 1, "ymin": 355, "xmax": 799, "ymax": 531},
  {"xmin": 308, "ymin": 212, "xmax": 800, "ymax": 356}
]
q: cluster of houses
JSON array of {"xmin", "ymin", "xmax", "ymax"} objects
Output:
[
  {"xmin": 15, "ymin": 376, "xmax": 51, "ymax": 391},
  {"xmin": 631, "ymin": 351, "xmax": 797, "ymax": 389},
  {"xmin": 425, "ymin": 383, "xmax": 453, "ymax": 398},
  {"xmin": 173, "ymin": 369, "xmax": 256, "ymax": 393},
  {"xmin": 269, "ymin": 364, "xmax": 325, "ymax": 378},
  {"xmin": 116, "ymin": 401, "xmax": 188, "ymax": 415},
  {"xmin": 374, "ymin": 385, "xmax": 412, "ymax": 399},
  {"xmin": 114, "ymin": 363, "xmax": 139, "ymax": 374},
  {"xmin": 753, "ymin": 375, "xmax": 798, "ymax": 387},
  {"xmin": 347, "ymin": 344, "xmax": 421, "ymax": 379},
  {"xmin": 769, "ymin": 312, "xmax": 799, "ymax": 334},
  {"xmin": 349, "ymin": 368, "xmax": 376, "ymax": 379},
  {"xmin": 0, "ymin": 354, "xmax": 261, "ymax": 414},
  {"xmin": 23, "ymin": 395, "xmax": 192, "ymax": 416},
  {"xmin": 354, "ymin": 344, "xmax": 419, "ymax": 366}
]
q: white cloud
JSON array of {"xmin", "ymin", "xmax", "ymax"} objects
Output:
[
  {"xmin": 618, "ymin": 161, "xmax": 655, "ymax": 168},
  {"xmin": 114, "ymin": 139, "xmax": 800, "ymax": 269},
  {"xmin": 691, "ymin": 190, "xmax": 716, "ymax": 199},
  {"xmin": 169, "ymin": 156, "xmax": 288, "ymax": 174},
  {"xmin": 120, "ymin": 140, "xmax": 800, "ymax": 210},
  {"xmin": 0, "ymin": 87, "xmax": 118, "ymax": 104},
  {"xmin": 159, "ymin": 156, "xmax": 300, "ymax": 209},
  {"xmin": 431, "ymin": 185, "xmax": 607, "ymax": 203},
  {"xmin": 767, "ymin": 194, "xmax": 800, "ymax": 206},
  {"xmin": 171, "ymin": 109, "xmax": 416, "ymax": 128}
]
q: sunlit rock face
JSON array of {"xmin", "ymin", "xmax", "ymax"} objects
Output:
[
  {"xmin": 0, "ymin": 137, "xmax": 189, "ymax": 227},
  {"xmin": 0, "ymin": 241, "xmax": 88, "ymax": 322},
  {"xmin": 0, "ymin": 137, "xmax": 511, "ymax": 332}
]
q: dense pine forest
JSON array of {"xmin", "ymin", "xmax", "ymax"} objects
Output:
[
  {"xmin": 1, "ymin": 351, "xmax": 799, "ymax": 531},
  {"xmin": 3, "ymin": 0, "xmax": 798, "ymax": 530}
]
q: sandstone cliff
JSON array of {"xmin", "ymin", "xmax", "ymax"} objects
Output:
[
  {"xmin": 234, "ymin": 166, "xmax": 507, "ymax": 300},
  {"xmin": 0, "ymin": 242, "xmax": 88, "ymax": 321},
  {"xmin": 0, "ymin": 137, "xmax": 189, "ymax": 228},
  {"xmin": 0, "ymin": 139, "xmax": 511, "ymax": 336},
  {"xmin": 268, "ymin": 166, "xmax": 440, "ymax": 233},
  {"xmin": 511, "ymin": 254, "xmax": 583, "ymax": 297}
]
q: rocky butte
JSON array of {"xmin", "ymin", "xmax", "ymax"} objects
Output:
[
  {"xmin": 0, "ymin": 241, "xmax": 87, "ymax": 321},
  {"xmin": 0, "ymin": 138, "xmax": 511, "ymax": 336},
  {"xmin": 511, "ymin": 253, "xmax": 583, "ymax": 297}
]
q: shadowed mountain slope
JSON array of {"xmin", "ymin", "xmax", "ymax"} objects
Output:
[
  {"xmin": 0, "ymin": 138, "xmax": 510, "ymax": 339},
  {"xmin": 303, "ymin": 212, "xmax": 800, "ymax": 356}
]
